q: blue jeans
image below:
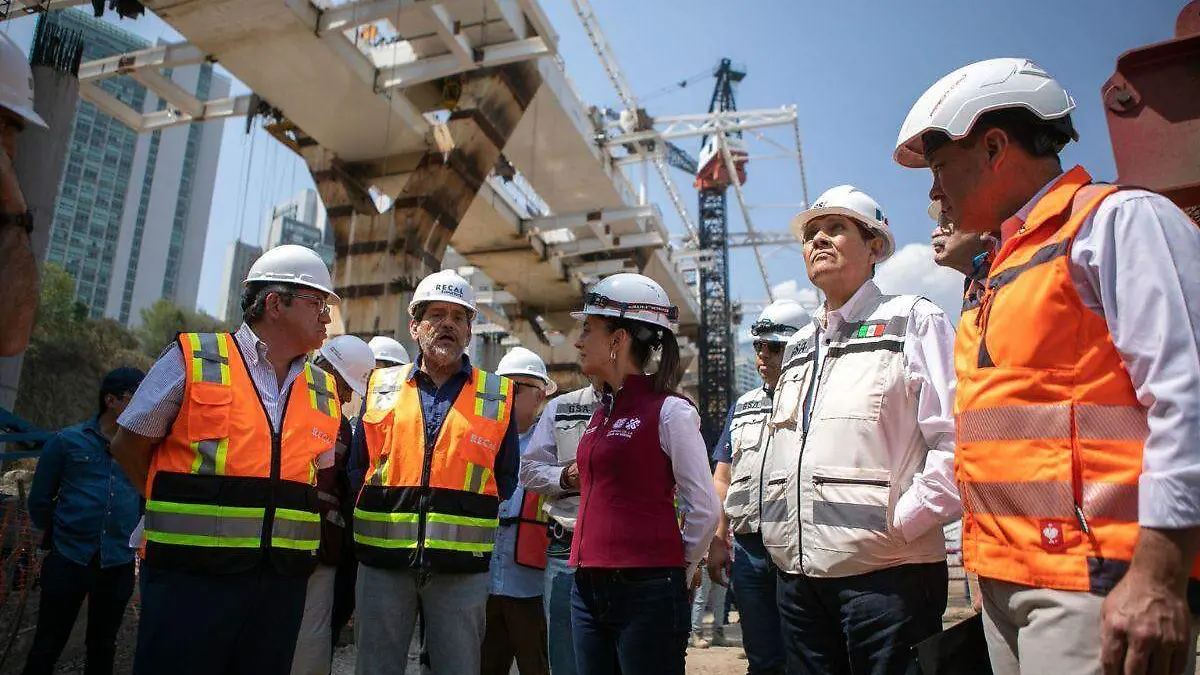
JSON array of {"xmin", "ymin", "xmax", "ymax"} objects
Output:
[
  {"xmin": 571, "ymin": 567, "xmax": 688, "ymax": 675},
  {"xmin": 543, "ymin": 555, "xmax": 576, "ymax": 675},
  {"xmin": 776, "ymin": 561, "xmax": 948, "ymax": 675},
  {"xmin": 731, "ymin": 533, "xmax": 785, "ymax": 675},
  {"xmin": 690, "ymin": 568, "xmax": 727, "ymax": 632}
]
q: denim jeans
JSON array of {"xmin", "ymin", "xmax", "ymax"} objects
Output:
[
  {"xmin": 776, "ymin": 561, "xmax": 948, "ymax": 675},
  {"xmin": 730, "ymin": 533, "xmax": 785, "ymax": 675},
  {"xmin": 571, "ymin": 567, "xmax": 688, "ymax": 675},
  {"xmin": 690, "ymin": 567, "xmax": 727, "ymax": 633},
  {"xmin": 544, "ymin": 555, "xmax": 577, "ymax": 675}
]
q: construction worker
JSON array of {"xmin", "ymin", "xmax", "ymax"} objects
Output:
[
  {"xmin": 762, "ymin": 186, "xmax": 961, "ymax": 674},
  {"xmin": 928, "ymin": 200, "xmax": 995, "ymax": 279},
  {"xmin": 354, "ymin": 269, "xmax": 519, "ymax": 675},
  {"xmin": 23, "ymin": 367, "xmax": 144, "ymax": 675},
  {"xmin": 0, "ymin": 32, "xmax": 46, "ymax": 356},
  {"xmin": 895, "ymin": 57, "xmax": 1200, "ymax": 675},
  {"xmin": 481, "ymin": 347, "xmax": 557, "ymax": 675},
  {"xmin": 368, "ymin": 335, "xmax": 411, "ymax": 368},
  {"xmin": 707, "ymin": 299, "xmax": 809, "ymax": 675},
  {"xmin": 111, "ymin": 244, "xmax": 341, "ymax": 675},
  {"xmin": 520, "ymin": 376, "xmax": 602, "ymax": 675},
  {"xmin": 568, "ymin": 273, "xmax": 720, "ymax": 675},
  {"xmin": 291, "ymin": 335, "xmax": 374, "ymax": 675}
]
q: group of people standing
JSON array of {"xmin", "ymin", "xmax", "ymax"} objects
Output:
[{"xmin": 16, "ymin": 53, "xmax": 1200, "ymax": 675}]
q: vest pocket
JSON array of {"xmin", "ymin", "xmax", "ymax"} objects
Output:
[
  {"xmin": 809, "ymin": 466, "xmax": 897, "ymax": 553},
  {"xmin": 815, "ymin": 356, "xmax": 891, "ymax": 422},
  {"xmin": 186, "ymin": 382, "xmax": 232, "ymax": 442},
  {"xmin": 771, "ymin": 366, "xmax": 810, "ymax": 427},
  {"xmin": 724, "ymin": 474, "xmax": 754, "ymax": 523}
]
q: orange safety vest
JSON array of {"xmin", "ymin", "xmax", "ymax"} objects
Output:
[
  {"xmin": 144, "ymin": 332, "xmax": 340, "ymax": 576},
  {"xmin": 955, "ymin": 167, "xmax": 1200, "ymax": 593},
  {"xmin": 511, "ymin": 490, "xmax": 550, "ymax": 570},
  {"xmin": 355, "ymin": 363, "xmax": 513, "ymax": 573}
]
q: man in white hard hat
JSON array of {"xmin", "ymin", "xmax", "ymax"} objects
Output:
[
  {"xmin": 928, "ymin": 201, "xmax": 995, "ymax": 279},
  {"xmin": 291, "ymin": 335, "xmax": 373, "ymax": 675},
  {"xmin": 519, "ymin": 370, "xmax": 602, "ymax": 675},
  {"xmin": 0, "ymin": 32, "xmax": 48, "ymax": 356},
  {"xmin": 896, "ymin": 58, "xmax": 1200, "ymax": 675},
  {"xmin": 354, "ymin": 269, "xmax": 521, "ymax": 675},
  {"xmin": 368, "ymin": 335, "xmax": 410, "ymax": 368},
  {"xmin": 481, "ymin": 347, "xmax": 556, "ymax": 675},
  {"xmin": 111, "ymin": 244, "xmax": 341, "ymax": 675},
  {"xmin": 760, "ymin": 185, "xmax": 961, "ymax": 674},
  {"xmin": 705, "ymin": 299, "xmax": 809, "ymax": 674}
]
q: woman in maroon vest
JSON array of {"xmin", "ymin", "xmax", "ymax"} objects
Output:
[{"xmin": 565, "ymin": 273, "xmax": 721, "ymax": 675}]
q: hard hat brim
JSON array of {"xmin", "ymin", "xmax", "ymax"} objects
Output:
[
  {"xmin": 377, "ymin": 356, "xmax": 409, "ymax": 366},
  {"xmin": 6, "ymin": 102, "xmax": 47, "ymax": 130},
  {"xmin": 408, "ymin": 296, "xmax": 477, "ymax": 317}
]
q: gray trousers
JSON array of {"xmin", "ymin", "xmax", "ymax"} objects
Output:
[
  {"xmin": 980, "ymin": 577, "xmax": 1199, "ymax": 675},
  {"xmin": 292, "ymin": 564, "xmax": 337, "ymax": 675},
  {"xmin": 354, "ymin": 565, "xmax": 489, "ymax": 675}
]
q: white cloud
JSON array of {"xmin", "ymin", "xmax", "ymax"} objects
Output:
[
  {"xmin": 875, "ymin": 243, "xmax": 965, "ymax": 323},
  {"xmin": 770, "ymin": 279, "xmax": 821, "ymax": 310}
]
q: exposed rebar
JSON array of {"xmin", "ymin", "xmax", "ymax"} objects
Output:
[{"xmin": 29, "ymin": 13, "xmax": 85, "ymax": 76}]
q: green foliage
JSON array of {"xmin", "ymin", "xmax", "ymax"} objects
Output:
[{"xmin": 135, "ymin": 298, "xmax": 231, "ymax": 359}]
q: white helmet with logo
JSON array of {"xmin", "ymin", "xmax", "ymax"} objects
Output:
[
  {"xmin": 0, "ymin": 33, "xmax": 47, "ymax": 129},
  {"xmin": 894, "ymin": 57, "xmax": 1078, "ymax": 169},
  {"xmin": 571, "ymin": 273, "xmax": 678, "ymax": 332},
  {"xmin": 495, "ymin": 346, "xmax": 557, "ymax": 395},
  {"xmin": 750, "ymin": 299, "xmax": 810, "ymax": 343},
  {"xmin": 244, "ymin": 244, "xmax": 339, "ymax": 303},
  {"xmin": 408, "ymin": 269, "xmax": 477, "ymax": 317},
  {"xmin": 368, "ymin": 336, "xmax": 410, "ymax": 366},
  {"xmin": 319, "ymin": 335, "xmax": 375, "ymax": 397},
  {"xmin": 790, "ymin": 185, "xmax": 896, "ymax": 262}
]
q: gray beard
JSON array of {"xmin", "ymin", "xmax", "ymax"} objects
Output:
[{"xmin": 420, "ymin": 334, "xmax": 465, "ymax": 366}]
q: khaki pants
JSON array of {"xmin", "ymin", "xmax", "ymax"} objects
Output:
[{"xmin": 980, "ymin": 577, "xmax": 1199, "ymax": 675}]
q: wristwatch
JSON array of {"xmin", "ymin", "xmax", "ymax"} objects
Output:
[{"xmin": 0, "ymin": 210, "xmax": 33, "ymax": 235}]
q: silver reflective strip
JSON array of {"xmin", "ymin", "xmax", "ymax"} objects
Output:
[
  {"xmin": 272, "ymin": 517, "xmax": 320, "ymax": 542},
  {"xmin": 987, "ymin": 239, "xmax": 1070, "ymax": 291},
  {"xmin": 325, "ymin": 511, "xmax": 346, "ymax": 528},
  {"xmin": 963, "ymin": 480, "xmax": 1138, "ymax": 522},
  {"xmin": 811, "ymin": 501, "xmax": 888, "ymax": 532},
  {"xmin": 725, "ymin": 489, "xmax": 752, "ymax": 508},
  {"xmin": 194, "ymin": 439, "xmax": 221, "ymax": 475},
  {"xmin": 482, "ymin": 398, "xmax": 500, "ymax": 420},
  {"xmin": 841, "ymin": 314, "xmax": 909, "ymax": 341},
  {"xmin": 761, "ymin": 498, "xmax": 789, "ymax": 523},
  {"xmin": 426, "ymin": 521, "xmax": 495, "ymax": 545},
  {"xmin": 355, "ymin": 518, "xmax": 419, "ymax": 541},
  {"xmin": 196, "ymin": 334, "xmax": 226, "ymax": 384},
  {"xmin": 145, "ymin": 511, "xmax": 263, "ymax": 540},
  {"xmin": 466, "ymin": 465, "xmax": 485, "ymax": 494},
  {"xmin": 317, "ymin": 490, "xmax": 339, "ymax": 505},
  {"xmin": 958, "ymin": 403, "xmax": 1148, "ymax": 443},
  {"xmin": 308, "ymin": 367, "xmax": 336, "ymax": 412}
]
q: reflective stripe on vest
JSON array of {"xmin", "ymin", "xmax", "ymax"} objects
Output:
[
  {"xmin": 475, "ymin": 371, "xmax": 512, "ymax": 422},
  {"xmin": 144, "ymin": 501, "xmax": 264, "ymax": 548},
  {"xmin": 353, "ymin": 509, "xmax": 498, "ymax": 553}
]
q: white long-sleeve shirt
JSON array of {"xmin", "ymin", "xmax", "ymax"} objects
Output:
[{"xmin": 1012, "ymin": 174, "xmax": 1200, "ymax": 529}]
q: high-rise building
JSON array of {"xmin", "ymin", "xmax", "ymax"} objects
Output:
[
  {"xmin": 734, "ymin": 340, "xmax": 760, "ymax": 398},
  {"xmin": 263, "ymin": 189, "xmax": 334, "ymax": 266},
  {"xmin": 216, "ymin": 240, "xmax": 264, "ymax": 323},
  {"xmin": 44, "ymin": 9, "xmax": 229, "ymax": 326}
]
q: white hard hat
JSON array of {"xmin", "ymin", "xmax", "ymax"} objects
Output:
[
  {"xmin": 495, "ymin": 346, "xmax": 557, "ymax": 395},
  {"xmin": 894, "ymin": 58, "xmax": 1077, "ymax": 169},
  {"xmin": 790, "ymin": 185, "xmax": 896, "ymax": 262},
  {"xmin": 319, "ymin": 335, "xmax": 374, "ymax": 397},
  {"xmin": 368, "ymin": 336, "xmax": 410, "ymax": 365},
  {"xmin": 408, "ymin": 269, "xmax": 477, "ymax": 317},
  {"xmin": 0, "ymin": 33, "xmax": 47, "ymax": 129},
  {"xmin": 244, "ymin": 244, "xmax": 339, "ymax": 303},
  {"xmin": 571, "ymin": 273, "xmax": 679, "ymax": 332},
  {"xmin": 750, "ymin": 299, "xmax": 810, "ymax": 343}
]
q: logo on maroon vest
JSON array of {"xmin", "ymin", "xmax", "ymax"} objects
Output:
[{"xmin": 607, "ymin": 417, "xmax": 642, "ymax": 439}]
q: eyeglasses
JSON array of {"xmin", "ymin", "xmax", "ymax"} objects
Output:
[
  {"xmin": 583, "ymin": 292, "xmax": 679, "ymax": 322},
  {"xmin": 280, "ymin": 291, "xmax": 331, "ymax": 318},
  {"xmin": 753, "ymin": 340, "xmax": 785, "ymax": 354},
  {"xmin": 749, "ymin": 319, "xmax": 798, "ymax": 337}
]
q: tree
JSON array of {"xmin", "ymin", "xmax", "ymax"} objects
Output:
[{"xmin": 135, "ymin": 298, "xmax": 232, "ymax": 358}]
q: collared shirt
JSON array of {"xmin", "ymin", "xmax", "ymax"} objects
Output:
[
  {"xmin": 1004, "ymin": 171, "xmax": 1200, "ymax": 529},
  {"xmin": 118, "ymin": 323, "xmax": 309, "ymax": 437},
  {"xmin": 520, "ymin": 390, "xmax": 600, "ymax": 498},
  {"xmin": 407, "ymin": 354, "xmax": 519, "ymax": 500},
  {"xmin": 27, "ymin": 417, "xmax": 141, "ymax": 568},
  {"xmin": 802, "ymin": 280, "xmax": 961, "ymax": 541},
  {"xmin": 490, "ymin": 428, "xmax": 544, "ymax": 598}
]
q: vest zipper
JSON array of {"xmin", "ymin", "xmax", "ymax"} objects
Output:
[
  {"xmin": 811, "ymin": 475, "xmax": 889, "ymax": 488},
  {"xmin": 416, "ymin": 401, "xmax": 438, "ymax": 568},
  {"xmin": 1068, "ymin": 406, "xmax": 1091, "ymax": 536},
  {"xmin": 796, "ymin": 330, "xmax": 827, "ymax": 574},
  {"xmin": 232, "ymin": 337, "xmax": 288, "ymax": 558}
]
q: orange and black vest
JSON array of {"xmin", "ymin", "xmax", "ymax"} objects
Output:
[
  {"xmin": 355, "ymin": 363, "xmax": 513, "ymax": 573},
  {"xmin": 508, "ymin": 489, "xmax": 550, "ymax": 570},
  {"xmin": 144, "ymin": 332, "xmax": 340, "ymax": 576},
  {"xmin": 955, "ymin": 166, "xmax": 1200, "ymax": 594}
]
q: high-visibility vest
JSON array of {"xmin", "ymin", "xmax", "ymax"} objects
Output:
[
  {"xmin": 355, "ymin": 363, "xmax": 513, "ymax": 573},
  {"xmin": 723, "ymin": 386, "xmax": 773, "ymax": 535},
  {"xmin": 144, "ymin": 332, "xmax": 339, "ymax": 575},
  {"xmin": 955, "ymin": 166, "xmax": 1200, "ymax": 593},
  {"xmin": 511, "ymin": 489, "xmax": 550, "ymax": 570}
]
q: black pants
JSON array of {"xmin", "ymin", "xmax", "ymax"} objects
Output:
[
  {"xmin": 330, "ymin": 557, "xmax": 357, "ymax": 649},
  {"xmin": 481, "ymin": 595, "xmax": 549, "ymax": 675},
  {"xmin": 132, "ymin": 564, "xmax": 308, "ymax": 675},
  {"xmin": 21, "ymin": 550, "xmax": 135, "ymax": 675},
  {"xmin": 777, "ymin": 561, "xmax": 948, "ymax": 675}
]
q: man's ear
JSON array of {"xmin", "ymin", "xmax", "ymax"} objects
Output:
[
  {"xmin": 409, "ymin": 319, "xmax": 420, "ymax": 342},
  {"xmin": 982, "ymin": 127, "xmax": 1010, "ymax": 171}
]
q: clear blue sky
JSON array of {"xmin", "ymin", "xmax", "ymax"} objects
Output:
[{"xmin": 4, "ymin": 1, "xmax": 1181, "ymax": 318}]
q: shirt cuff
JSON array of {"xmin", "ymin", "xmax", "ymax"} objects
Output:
[
  {"xmin": 893, "ymin": 489, "xmax": 941, "ymax": 543},
  {"xmin": 1138, "ymin": 472, "xmax": 1200, "ymax": 529}
]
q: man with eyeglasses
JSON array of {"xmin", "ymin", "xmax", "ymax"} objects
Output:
[
  {"xmin": 706, "ymin": 300, "xmax": 808, "ymax": 674},
  {"xmin": 111, "ymin": 244, "xmax": 342, "ymax": 675}
]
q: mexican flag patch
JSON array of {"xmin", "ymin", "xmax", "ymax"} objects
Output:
[{"xmin": 856, "ymin": 323, "xmax": 886, "ymax": 339}]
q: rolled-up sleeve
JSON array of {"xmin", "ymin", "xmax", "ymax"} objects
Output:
[
  {"xmin": 895, "ymin": 300, "xmax": 962, "ymax": 541},
  {"xmin": 659, "ymin": 398, "xmax": 720, "ymax": 564},
  {"xmin": 520, "ymin": 398, "xmax": 568, "ymax": 497},
  {"xmin": 117, "ymin": 345, "xmax": 185, "ymax": 439},
  {"xmin": 1072, "ymin": 192, "xmax": 1200, "ymax": 529}
]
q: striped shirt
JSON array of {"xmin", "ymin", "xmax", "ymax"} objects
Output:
[{"xmin": 117, "ymin": 323, "xmax": 309, "ymax": 438}]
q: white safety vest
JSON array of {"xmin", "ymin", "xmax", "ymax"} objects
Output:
[
  {"xmin": 545, "ymin": 386, "xmax": 601, "ymax": 531},
  {"xmin": 723, "ymin": 386, "xmax": 773, "ymax": 535},
  {"xmin": 760, "ymin": 289, "xmax": 946, "ymax": 577}
]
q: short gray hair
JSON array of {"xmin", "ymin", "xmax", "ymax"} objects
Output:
[{"xmin": 240, "ymin": 282, "xmax": 295, "ymax": 324}]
